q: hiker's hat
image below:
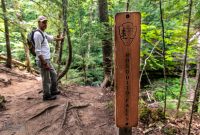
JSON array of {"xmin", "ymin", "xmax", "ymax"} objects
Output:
[{"xmin": 38, "ymin": 16, "xmax": 48, "ymax": 22}]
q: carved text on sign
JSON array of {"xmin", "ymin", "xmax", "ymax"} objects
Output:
[
  {"xmin": 125, "ymin": 53, "xmax": 130, "ymax": 126},
  {"xmin": 119, "ymin": 22, "xmax": 137, "ymax": 46}
]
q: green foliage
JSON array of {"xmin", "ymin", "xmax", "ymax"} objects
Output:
[
  {"xmin": 0, "ymin": 0, "xmax": 200, "ymax": 86},
  {"xmin": 166, "ymin": 102, "xmax": 177, "ymax": 110},
  {"xmin": 106, "ymin": 100, "xmax": 114, "ymax": 112},
  {"xmin": 151, "ymin": 78, "xmax": 186, "ymax": 101},
  {"xmin": 144, "ymin": 77, "xmax": 196, "ymax": 111},
  {"xmin": 63, "ymin": 69, "xmax": 85, "ymax": 85},
  {"xmin": 139, "ymin": 101, "xmax": 151, "ymax": 124},
  {"xmin": 161, "ymin": 125, "xmax": 178, "ymax": 135},
  {"xmin": 139, "ymin": 100, "xmax": 165, "ymax": 125}
]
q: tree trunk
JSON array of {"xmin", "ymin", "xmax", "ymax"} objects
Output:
[
  {"xmin": 57, "ymin": 0, "xmax": 72, "ymax": 81},
  {"xmin": 16, "ymin": 13, "xmax": 31, "ymax": 72},
  {"xmin": 54, "ymin": 35, "xmax": 62, "ymax": 64},
  {"xmin": 159, "ymin": 0, "xmax": 167, "ymax": 116},
  {"xmin": 98, "ymin": 0, "xmax": 113, "ymax": 88},
  {"xmin": 193, "ymin": 32, "xmax": 200, "ymax": 111},
  {"xmin": 176, "ymin": 0, "xmax": 193, "ymax": 117},
  {"xmin": 188, "ymin": 4, "xmax": 199, "ymax": 132},
  {"xmin": 1, "ymin": 0, "xmax": 12, "ymax": 68},
  {"xmin": 57, "ymin": 5, "xmax": 66, "ymax": 75},
  {"xmin": 126, "ymin": 0, "xmax": 130, "ymax": 11},
  {"xmin": 188, "ymin": 68, "xmax": 200, "ymax": 134},
  {"xmin": 196, "ymin": 42, "xmax": 200, "ymax": 79},
  {"xmin": 54, "ymin": 32, "xmax": 61, "ymax": 63},
  {"xmin": 54, "ymin": 12, "xmax": 62, "ymax": 64},
  {"xmin": 21, "ymin": 32, "xmax": 31, "ymax": 72},
  {"xmin": 194, "ymin": 82, "xmax": 200, "ymax": 112},
  {"xmin": 57, "ymin": 32, "xmax": 64, "ymax": 75}
]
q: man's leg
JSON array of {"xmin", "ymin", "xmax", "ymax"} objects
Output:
[
  {"xmin": 41, "ymin": 67, "xmax": 51, "ymax": 97},
  {"xmin": 37, "ymin": 60, "xmax": 56, "ymax": 100},
  {"xmin": 49, "ymin": 62, "xmax": 60, "ymax": 95}
]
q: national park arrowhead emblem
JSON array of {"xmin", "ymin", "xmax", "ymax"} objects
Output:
[{"xmin": 119, "ymin": 22, "xmax": 137, "ymax": 46}]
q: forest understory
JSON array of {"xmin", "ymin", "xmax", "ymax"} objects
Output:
[
  {"xmin": 0, "ymin": 0, "xmax": 200, "ymax": 134},
  {"xmin": 0, "ymin": 64, "xmax": 200, "ymax": 135}
]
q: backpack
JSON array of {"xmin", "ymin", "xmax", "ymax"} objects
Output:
[{"xmin": 27, "ymin": 29, "xmax": 45, "ymax": 56}]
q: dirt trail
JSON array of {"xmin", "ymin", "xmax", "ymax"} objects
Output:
[
  {"xmin": 0, "ymin": 66, "xmax": 115, "ymax": 135},
  {"xmin": 4, "ymin": 65, "xmax": 200, "ymax": 135}
]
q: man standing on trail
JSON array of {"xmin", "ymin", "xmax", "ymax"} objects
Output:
[{"xmin": 34, "ymin": 15, "xmax": 63, "ymax": 100}]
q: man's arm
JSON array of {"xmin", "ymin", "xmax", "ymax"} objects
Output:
[
  {"xmin": 54, "ymin": 36, "xmax": 64, "ymax": 41},
  {"xmin": 45, "ymin": 33, "xmax": 64, "ymax": 42}
]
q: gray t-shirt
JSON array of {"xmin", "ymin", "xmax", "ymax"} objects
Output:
[{"xmin": 34, "ymin": 29, "xmax": 54, "ymax": 60}]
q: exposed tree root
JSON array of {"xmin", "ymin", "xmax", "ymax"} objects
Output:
[
  {"xmin": 68, "ymin": 103, "xmax": 90, "ymax": 110},
  {"xmin": 61, "ymin": 102, "xmax": 70, "ymax": 128},
  {"xmin": 28, "ymin": 104, "xmax": 59, "ymax": 121},
  {"xmin": 35, "ymin": 124, "xmax": 51, "ymax": 135},
  {"xmin": 101, "ymin": 75, "xmax": 111, "ymax": 88}
]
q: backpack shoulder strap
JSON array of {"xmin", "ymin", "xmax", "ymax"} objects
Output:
[{"xmin": 35, "ymin": 29, "xmax": 45, "ymax": 44}]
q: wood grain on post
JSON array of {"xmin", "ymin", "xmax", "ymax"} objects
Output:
[{"xmin": 115, "ymin": 12, "xmax": 141, "ymax": 128}]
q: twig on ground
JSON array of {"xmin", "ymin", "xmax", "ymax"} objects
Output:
[
  {"xmin": 98, "ymin": 123, "xmax": 107, "ymax": 127},
  {"xmin": 38, "ymin": 90, "xmax": 43, "ymax": 94},
  {"xmin": 26, "ymin": 97, "xmax": 35, "ymax": 100},
  {"xmin": 68, "ymin": 103, "xmax": 90, "ymax": 110},
  {"xmin": 67, "ymin": 90, "xmax": 85, "ymax": 94}
]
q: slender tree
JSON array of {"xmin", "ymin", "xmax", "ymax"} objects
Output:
[
  {"xmin": 15, "ymin": 12, "xmax": 31, "ymax": 72},
  {"xmin": 98, "ymin": 0, "xmax": 113, "ymax": 88},
  {"xmin": 190, "ymin": 30, "xmax": 200, "ymax": 112},
  {"xmin": 159, "ymin": 0, "xmax": 167, "ymax": 116},
  {"xmin": 176, "ymin": 0, "xmax": 193, "ymax": 117},
  {"xmin": 126, "ymin": 0, "xmax": 130, "ymax": 11},
  {"xmin": 21, "ymin": 32, "xmax": 31, "ymax": 71},
  {"xmin": 54, "ymin": 12, "xmax": 62, "ymax": 64},
  {"xmin": 1, "ymin": 0, "xmax": 12, "ymax": 68},
  {"xmin": 57, "ymin": 11, "xmax": 64, "ymax": 74},
  {"xmin": 57, "ymin": 0, "xmax": 72, "ymax": 81},
  {"xmin": 189, "ymin": 62, "xmax": 200, "ymax": 134}
]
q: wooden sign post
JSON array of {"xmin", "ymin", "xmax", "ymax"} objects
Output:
[{"xmin": 114, "ymin": 12, "xmax": 141, "ymax": 134}]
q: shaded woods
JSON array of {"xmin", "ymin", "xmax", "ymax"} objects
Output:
[{"xmin": 0, "ymin": 0, "xmax": 200, "ymax": 134}]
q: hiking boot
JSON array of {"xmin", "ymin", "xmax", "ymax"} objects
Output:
[
  {"xmin": 51, "ymin": 91, "xmax": 61, "ymax": 95},
  {"xmin": 43, "ymin": 95, "xmax": 57, "ymax": 101}
]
